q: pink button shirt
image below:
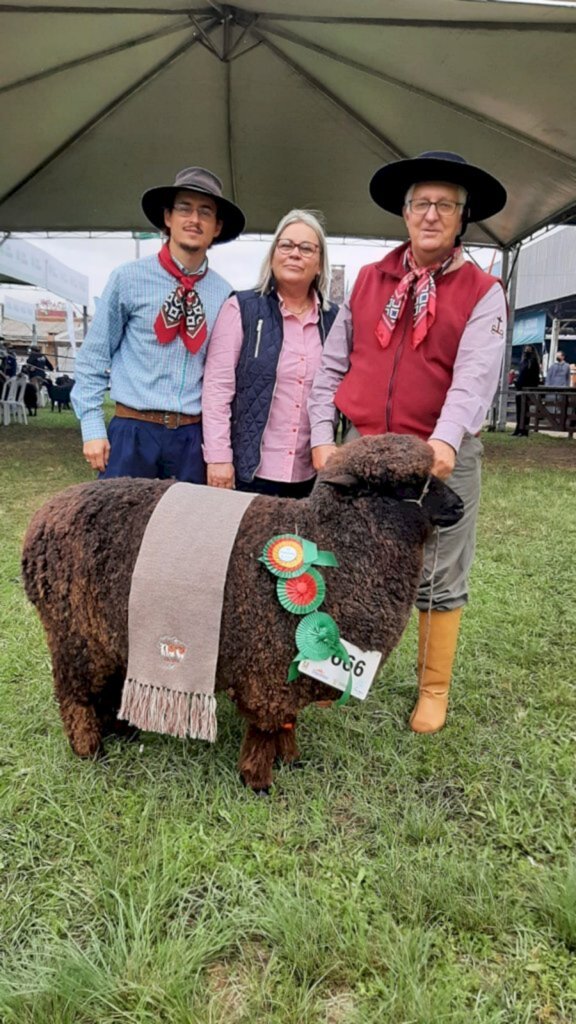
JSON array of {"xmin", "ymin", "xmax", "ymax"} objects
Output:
[{"xmin": 202, "ymin": 293, "xmax": 323, "ymax": 482}]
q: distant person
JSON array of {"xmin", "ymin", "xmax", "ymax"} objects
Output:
[
  {"xmin": 2, "ymin": 346, "xmax": 18, "ymax": 377},
  {"xmin": 545, "ymin": 350, "xmax": 571, "ymax": 388},
  {"xmin": 202, "ymin": 210, "xmax": 338, "ymax": 497},
  {"xmin": 27, "ymin": 345, "xmax": 54, "ymax": 372},
  {"xmin": 72, "ymin": 168, "xmax": 245, "ymax": 481},
  {"xmin": 513, "ymin": 344, "xmax": 541, "ymax": 436}
]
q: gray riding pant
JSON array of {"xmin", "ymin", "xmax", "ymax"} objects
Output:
[{"xmin": 344, "ymin": 428, "xmax": 483, "ymax": 612}]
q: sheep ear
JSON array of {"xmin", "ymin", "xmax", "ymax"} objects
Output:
[{"xmin": 321, "ymin": 471, "xmax": 358, "ymax": 491}]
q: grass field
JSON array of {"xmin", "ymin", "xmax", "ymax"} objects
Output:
[{"xmin": 0, "ymin": 411, "xmax": 575, "ymax": 1024}]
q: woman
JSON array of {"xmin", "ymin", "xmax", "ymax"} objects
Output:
[
  {"xmin": 202, "ymin": 210, "xmax": 338, "ymax": 496},
  {"xmin": 513, "ymin": 344, "xmax": 541, "ymax": 435}
]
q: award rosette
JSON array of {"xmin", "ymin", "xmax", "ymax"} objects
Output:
[
  {"xmin": 276, "ymin": 569, "xmax": 326, "ymax": 615},
  {"xmin": 260, "ymin": 534, "xmax": 338, "ymax": 579},
  {"xmin": 260, "ymin": 533, "xmax": 352, "ymax": 705}
]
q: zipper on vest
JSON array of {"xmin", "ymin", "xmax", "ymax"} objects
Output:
[{"xmin": 254, "ymin": 319, "xmax": 263, "ymax": 358}]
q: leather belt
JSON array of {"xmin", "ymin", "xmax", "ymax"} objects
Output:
[{"xmin": 115, "ymin": 402, "xmax": 201, "ymax": 430}]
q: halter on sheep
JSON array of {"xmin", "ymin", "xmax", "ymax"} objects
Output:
[{"xmin": 22, "ymin": 433, "xmax": 463, "ymax": 793}]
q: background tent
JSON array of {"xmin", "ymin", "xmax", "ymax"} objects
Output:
[{"xmin": 1, "ymin": 0, "xmax": 576, "ymax": 244}]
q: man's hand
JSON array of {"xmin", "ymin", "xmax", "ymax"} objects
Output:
[
  {"xmin": 427, "ymin": 439, "xmax": 456, "ymax": 480},
  {"xmin": 207, "ymin": 462, "xmax": 235, "ymax": 489},
  {"xmin": 83, "ymin": 438, "xmax": 110, "ymax": 473},
  {"xmin": 312, "ymin": 444, "xmax": 338, "ymax": 472}
]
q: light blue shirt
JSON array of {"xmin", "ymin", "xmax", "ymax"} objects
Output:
[
  {"xmin": 72, "ymin": 252, "xmax": 233, "ymax": 442},
  {"xmin": 546, "ymin": 361, "xmax": 571, "ymax": 388}
]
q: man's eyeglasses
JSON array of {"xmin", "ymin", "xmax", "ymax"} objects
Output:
[
  {"xmin": 172, "ymin": 201, "xmax": 217, "ymax": 219},
  {"xmin": 407, "ymin": 199, "xmax": 464, "ymax": 217},
  {"xmin": 276, "ymin": 239, "xmax": 320, "ymax": 258}
]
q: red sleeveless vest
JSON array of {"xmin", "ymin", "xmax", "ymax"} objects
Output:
[{"xmin": 336, "ymin": 243, "xmax": 500, "ymax": 439}]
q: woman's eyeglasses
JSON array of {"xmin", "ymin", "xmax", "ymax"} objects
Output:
[{"xmin": 276, "ymin": 239, "xmax": 320, "ymax": 258}]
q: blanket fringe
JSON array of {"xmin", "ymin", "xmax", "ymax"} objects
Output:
[{"xmin": 118, "ymin": 678, "xmax": 217, "ymax": 743}]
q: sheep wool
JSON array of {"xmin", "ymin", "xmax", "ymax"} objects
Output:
[
  {"xmin": 118, "ymin": 483, "xmax": 256, "ymax": 742},
  {"xmin": 21, "ymin": 435, "xmax": 464, "ymax": 792}
]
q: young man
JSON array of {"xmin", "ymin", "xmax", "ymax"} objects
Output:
[
  {"xmin": 72, "ymin": 167, "xmax": 245, "ymax": 482},
  {"xmin": 309, "ymin": 151, "xmax": 508, "ymax": 735}
]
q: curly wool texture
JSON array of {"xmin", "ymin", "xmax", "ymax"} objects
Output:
[{"xmin": 22, "ymin": 434, "xmax": 459, "ymax": 789}]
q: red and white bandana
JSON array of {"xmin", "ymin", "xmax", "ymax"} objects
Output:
[
  {"xmin": 154, "ymin": 244, "xmax": 209, "ymax": 354},
  {"xmin": 376, "ymin": 245, "xmax": 461, "ymax": 350}
]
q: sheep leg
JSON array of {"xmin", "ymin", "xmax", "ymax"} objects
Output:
[
  {"xmin": 50, "ymin": 650, "xmax": 125, "ymax": 758},
  {"xmin": 275, "ymin": 722, "xmax": 301, "ymax": 767},
  {"xmin": 238, "ymin": 723, "xmax": 278, "ymax": 794},
  {"xmin": 58, "ymin": 696, "xmax": 104, "ymax": 758}
]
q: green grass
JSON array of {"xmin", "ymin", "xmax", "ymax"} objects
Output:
[{"xmin": 1, "ymin": 414, "xmax": 575, "ymax": 1023}]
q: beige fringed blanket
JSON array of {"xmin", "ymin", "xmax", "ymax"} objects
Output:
[{"xmin": 118, "ymin": 483, "xmax": 256, "ymax": 743}]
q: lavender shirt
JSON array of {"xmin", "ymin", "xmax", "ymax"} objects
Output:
[
  {"xmin": 308, "ymin": 279, "xmax": 507, "ymax": 452},
  {"xmin": 202, "ymin": 294, "xmax": 323, "ymax": 482}
]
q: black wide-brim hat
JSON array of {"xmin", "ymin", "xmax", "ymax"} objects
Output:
[
  {"xmin": 369, "ymin": 151, "xmax": 507, "ymax": 222},
  {"xmin": 141, "ymin": 166, "xmax": 246, "ymax": 244}
]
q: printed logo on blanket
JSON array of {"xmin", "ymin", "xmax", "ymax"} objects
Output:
[{"xmin": 159, "ymin": 635, "xmax": 187, "ymax": 668}]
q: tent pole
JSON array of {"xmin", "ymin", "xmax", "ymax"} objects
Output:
[
  {"xmin": 548, "ymin": 316, "xmax": 560, "ymax": 370},
  {"xmin": 496, "ymin": 244, "xmax": 520, "ymax": 431}
]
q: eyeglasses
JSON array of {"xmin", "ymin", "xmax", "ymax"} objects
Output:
[
  {"xmin": 407, "ymin": 199, "xmax": 464, "ymax": 217},
  {"xmin": 276, "ymin": 239, "xmax": 320, "ymax": 258},
  {"xmin": 171, "ymin": 200, "xmax": 217, "ymax": 219}
]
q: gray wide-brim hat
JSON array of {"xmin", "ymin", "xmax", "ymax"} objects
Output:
[
  {"xmin": 369, "ymin": 151, "xmax": 507, "ymax": 222},
  {"xmin": 141, "ymin": 166, "xmax": 246, "ymax": 243}
]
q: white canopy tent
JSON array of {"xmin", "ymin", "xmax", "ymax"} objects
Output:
[{"xmin": 1, "ymin": 0, "xmax": 576, "ymax": 246}]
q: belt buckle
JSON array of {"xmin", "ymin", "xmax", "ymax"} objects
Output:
[{"xmin": 163, "ymin": 411, "xmax": 179, "ymax": 429}]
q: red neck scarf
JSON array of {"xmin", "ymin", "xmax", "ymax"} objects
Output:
[
  {"xmin": 154, "ymin": 243, "xmax": 209, "ymax": 354},
  {"xmin": 376, "ymin": 245, "xmax": 461, "ymax": 350}
]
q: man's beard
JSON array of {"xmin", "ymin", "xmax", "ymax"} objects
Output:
[{"xmin": 180, "ymin": 241, "xmax": 202, "ymax": 254}]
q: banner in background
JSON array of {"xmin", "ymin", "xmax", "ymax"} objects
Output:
[
  {"xmin": 512, "ymin": 311, "xmax": 547, "ymax": 347},
  {"xmin": 2, "ymin": 295, "xmax": 36, "ymax": 325}
]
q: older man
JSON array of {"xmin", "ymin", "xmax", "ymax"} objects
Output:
[
  {"xmin": 72, "ymin": 167, "xmax": 245, "ymax": 482},
  {"xmin": 309, "ymin": 151, "xmax": 507, "ymax": 734}
]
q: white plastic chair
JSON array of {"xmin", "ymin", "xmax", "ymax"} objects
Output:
[
  {"xmin": 1, "ymin": 375, "xmax": 28, "ymax": 426},
  {"xmin": 0, "ymin": 378, "xmax": 11, "ymax": 425}
]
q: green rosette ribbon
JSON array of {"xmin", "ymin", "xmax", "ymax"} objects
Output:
[
  {"xmin": 287, "ymin": 611, "xmax": 353, "ymax": 706},
  {"xmin": 260, "ymin": 534, "xmax": 338, "ymax": 579},
  {"xmin": 276, "ymin": 569, "xmax": 326, "ymax": 615}
]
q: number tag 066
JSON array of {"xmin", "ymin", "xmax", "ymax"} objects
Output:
[{"xmin": 298, "ymin": 639, "xmax": 382, "ymax": 700}]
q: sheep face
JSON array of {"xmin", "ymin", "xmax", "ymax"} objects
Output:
[{"xmin": 317, "ymin": 433, "xmax": 464, "ymax": 529}]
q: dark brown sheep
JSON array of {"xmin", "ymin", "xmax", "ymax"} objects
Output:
[{"xmin": 22, "ymin": 434, "xmax": 463, "ymax": 792}]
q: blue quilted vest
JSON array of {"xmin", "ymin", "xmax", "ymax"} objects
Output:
[{"xmin": 231, "ymin": 288, "xmax": 339, "ymax": 483}]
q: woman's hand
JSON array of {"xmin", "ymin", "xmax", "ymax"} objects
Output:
[
  {"xmin": 311, "ymin": 444, "xmax": 338, "ymax": 472},
  {"xmin": 83, "ymin": 438, "xmax": 110, "ymax": 473},
  {"xmin": 207, "ymin": 462, "xmax": 235, "ymax": 489}
]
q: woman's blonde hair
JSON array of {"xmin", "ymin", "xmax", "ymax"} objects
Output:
[{"xmin": 256, "ymin": 209, "xmax": 332, "ymax": 310}]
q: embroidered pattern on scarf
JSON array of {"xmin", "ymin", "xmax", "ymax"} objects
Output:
[
  {"xmin": 154, "ymin": 243, "xmax": 209, "ymax": 354},
  {"xmin": 376, "ymin": 246, "xmax": 461, "ymax": 350}
]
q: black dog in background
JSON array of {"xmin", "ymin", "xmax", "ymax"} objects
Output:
[
  {"xmin": 24, "ymin": 380, "xmax": 39, "ymax": 417},
  {"xmin": 44, "ymin": 379, "xmax": 73, "ymax": 413}
]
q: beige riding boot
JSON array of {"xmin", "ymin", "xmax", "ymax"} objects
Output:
[{"xmin": 409, "ymin": 608, "xmax": 463, "ymax": 734}]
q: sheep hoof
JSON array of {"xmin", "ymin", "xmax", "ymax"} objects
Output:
[{"xmin": 240, "ymin": 775, "xmax": 271, "ymax": 797}]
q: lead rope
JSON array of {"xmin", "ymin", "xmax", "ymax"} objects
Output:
[
  {"xmin": 418, "ymin": 527, "xmax": 440, "ymax": 687},
  {"xmin": 400, "ymin": 474, "xmax": 439, "ymax": 684}
]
